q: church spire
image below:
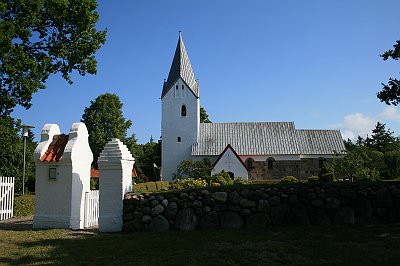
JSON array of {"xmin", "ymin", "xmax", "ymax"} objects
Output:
[{"xmin": 162, "ymin": 32, "xmax": 199, "ymax": 99}]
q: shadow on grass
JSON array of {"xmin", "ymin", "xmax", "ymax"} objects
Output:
[{"xmin": 1, "ymin": 225, "xmax": 400, "ymax": 265}]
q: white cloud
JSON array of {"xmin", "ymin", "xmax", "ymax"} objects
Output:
[
  {"xmin": 339, "ymin": 113, "xmax": 375, "ymax": 140},
  {"xmin": 379, "ymin": 106, "xmax": 400, "ymax": 121},
  {"xmin": 333, "ymin": 106, "xmax": 400, "ymax": 141}
]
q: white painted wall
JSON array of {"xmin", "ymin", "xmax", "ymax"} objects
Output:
[
  {"xmin": 98, "ymin": 138, "xmax": 134, "ymax": 232},
  {"xmin": 212, "ymin": 148, "xmax": 248, "ymax": 179},
  {"xmin": 161, "ymin": 78, "xmax": 199, "ymax": 182},
  {"xmin": 33, "ymin": 123, "xmax": 92, "ymax": 229}
]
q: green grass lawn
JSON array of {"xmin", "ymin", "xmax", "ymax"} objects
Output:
[{"xmin": 0, "ymin": 225, "xmax": 399, "ymax": 265}]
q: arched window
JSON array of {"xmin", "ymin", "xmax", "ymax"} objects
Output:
[
  {"xmin": 181, "ymin": 105, "xmax": 187, "ymax": 117},
  {"xmin": 175, "ymin": 85, "xmax": 178, "ymax": 90},
  {"xmin": 245, "ymin": 158, "xmax": 255, "ymax": 170},
  {"xmin": 267, "ymin": 157, "xmax": 275, "ymax": 170},
  {"xmin": 177, "ymin": 137, "xmax": 181, "ymax": 143}
]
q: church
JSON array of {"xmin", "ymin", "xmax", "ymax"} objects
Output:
[{"xmin": 161, "ymin": 34, "xmax": 346, "ymax": 182}]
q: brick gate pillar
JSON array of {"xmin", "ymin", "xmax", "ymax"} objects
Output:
[{"xmin": 98, "ymin": 138, "xmax": 135, "ymax": 232}]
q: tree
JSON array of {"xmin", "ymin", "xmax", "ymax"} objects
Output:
[
  {"xmin": 0, "ymin": 117, "xmax": 36, "ymax": 194},
  {"xmin": 365, "ymin": 122, "xmax": 400, "ymax": 152},
  {"xmin": 81, "ymin": 93, "xmax": 132, "ymax": 167},
  {"xmin": 377, "ymin": 40, "xmax": 400, "ymax": 105},
  {"xmin": 0, "ymin": 0, "xmax": 107, "ymax": 116},
  {"xmin": 333, "ymin": 146, "xmax": 381, "ymax": 182},
  {"xmin": 173, "ymin": 159, "xmax": 213, "ymax": 180},
  {"xmin": 200, "ymin": 107, "xmax": 211, "ymax": 123}
]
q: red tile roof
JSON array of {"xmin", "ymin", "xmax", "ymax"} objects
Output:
[
  {"xmin": 40, "ymin": 134, "xmax": 69, "ymax": 162},
  {"xmin": 90, "ymin": 166, "xmax": 139, "ymax": 179},
  {"xmin": 91, "ymin": 168, "xmax": 100, "ymax": 179}
]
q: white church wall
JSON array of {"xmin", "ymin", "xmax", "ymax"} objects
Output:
[
  {"xmin": 212, "ymin": 148, "xmax": 248, "ymax": 179},
  {"xmin": 161, "ymin": 78, "xmax": 199, "ymax": 182}
]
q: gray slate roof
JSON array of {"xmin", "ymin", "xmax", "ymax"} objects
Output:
[
  {"xmin": 162, "ymin": 33, "xmax": 199, "ymax": 99},
  {"xmin": 192, "ymin": 122, "xmax": 346, "ymax": 156}
]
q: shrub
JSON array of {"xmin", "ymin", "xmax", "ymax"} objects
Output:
[
  {"xmin": 234, "ymin": 177, "xmax": 250, "ymax": 185},
  {"xmin": 133, "ymin": 181, "xmax": 169, "ymax": 192},
  {"xmin": 172, "ymin": 158, "xmax": 213, "ymax": 180},
  {"xmin": 146, "ymin": 182, "xmax": 157, "ymax": 191},
  {"xmin": 211, "ymin": 171, "xmax": 234, "ymax": 186},
  {"xmin": 90, "ymin": 178, "xmax": 99, "ymax": 190},
  {"xmin": 307, "ymin": 175, "xmax": 320, "ymax": 183},
  {"xmin": 171, "ymin": 178, "xmax": 207, "ymax": 190},
  {"xmin": 280, "ymin": 176, "xmax": 298, "ymax": 183},
  {"xmin": 319, "ymin": 165, "xmax": 335, "ymax": 182},
  {"xmin": 13, "ymin": 194, "xmax": 35, "ymax": 217},
  {"xmin": 155, "ymin": 181, "xmax": 170, "ymax": 190}
]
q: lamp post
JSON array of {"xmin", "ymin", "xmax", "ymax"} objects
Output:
[{"xmin": 21, "ymin": 124, "xmax": 35, "ymax": 195}]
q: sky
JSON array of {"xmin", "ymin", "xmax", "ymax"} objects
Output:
[{"xmin": 12, "ymin": 0, "xmax": 400, "ymax": 143}]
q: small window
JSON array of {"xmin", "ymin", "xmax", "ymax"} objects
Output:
[
  {"xmin": 177, "ymin": 137, "xmax": 181, "ymax": 143},
  {"xmin": 181, "ymin": 105, "xmax": 187, "ymax": 117},
  {"xmin": 182, "ymin": 85, "xmax": 184, "ymax": 90},
  {"xmin": 49, "ymin": 167, "xmax": 57, "ymax": 180},
  {"xmin": 176, "ymin": 85, "xmax": 178, "ymax": 90},
  {"xmin": 267, "ymin": 157, "xmax": 275, "ymax": 170}
]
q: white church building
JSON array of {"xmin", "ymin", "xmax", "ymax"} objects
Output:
[{"xmin": 161, "ymin": 34, "xmax": 346, "ymax": 182}]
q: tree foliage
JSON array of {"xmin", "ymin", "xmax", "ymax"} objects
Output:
[
  {"xmin": 0, "ymin": 0, "xmax": 107, "ymax": 116},
  {"xmin": 173, "ymin": 159, "xmax": 213, "ymax": 180},
  {"xmin": 334, "ymin": 122, "xmax": 400, "ymax": 181},
  {"xmin": 377, "ymin": 40, "xmax": 400, "ymax": 105},
  {"xmin": 0, "ymin": 117, "xmax": 36, "ymax": 194},
  {"xmin": 200, "ymin": 106, "xmax": 211, "ymax": 123},
  {"xmin": 365, "ymin": 122, "xmax": 400, "ymax": 152},
  {"xmin": 126, "ymin": 136, "xmax": 161, "ymax": 181},
  {"xmin": 81, "ymin": 93, "xmax": 132, "ymax": 167}
]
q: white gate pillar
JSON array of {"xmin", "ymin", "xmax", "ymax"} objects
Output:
[{"xmin": 98, "ymin": 138, "xmax": 134, "ymax": 232}]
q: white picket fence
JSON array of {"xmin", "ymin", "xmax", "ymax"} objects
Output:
[
  {"xmin": 0, "ymin": 176, "xmax": 15, "ymax": 220},
  {"xmin": 84, "ymin": 190, "xmax": 99, "ymax": 228}
]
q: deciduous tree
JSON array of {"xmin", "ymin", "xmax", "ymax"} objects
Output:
[
  {"xmin": 81, "ymin": 93, "xmax": 132, "ymax": 167},
  {"xmin": 0, "ymin": 0, "xmax": 107, "ymax": 116},
  {"xmin": 377, "ymin": 40, "xmax": 400, "ymax": 105}
]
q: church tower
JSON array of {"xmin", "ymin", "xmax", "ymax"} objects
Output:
[{"xmin": 161, "ymin": 33, "xmax": 200, "ymax": 181}]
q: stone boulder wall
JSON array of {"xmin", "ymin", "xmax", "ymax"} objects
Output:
[{"xmin": 123, "ymin": 183, "xmax": 400, "ymax": 232}]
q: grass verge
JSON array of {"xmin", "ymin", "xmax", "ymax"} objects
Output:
[{"xmin": 0, "ymin": 225, "xmax": 399, "ymax": 265}]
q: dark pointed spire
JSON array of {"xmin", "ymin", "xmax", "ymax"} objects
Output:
[{"xmin": 162, "ymin": 33, "xmax": 199, "ymax": 99}]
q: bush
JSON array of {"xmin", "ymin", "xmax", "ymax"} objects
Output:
[
  {"xmin": 280, "ymin": 176, "xmax": 298, "ymax": 183},
  {"xmin": 234, "ymin": 177, "xmax": 250, "ymax": 185},
  {"xmin": 13, "ymin": 194, "xmax": 35, "ymax": 217},
  {"xmin": 90, "ymin": 178, "xmax": 99, "ymax": 190},
  {"xmin": 307, "ymin": 175, "xmax": 320, "ymax": 183},
  {"xmin": 172, "ymin": 158, "xmax": 213, "ymax": 180},
  {"xmin": 211, "ymin": 171, "xmax": 234, "ymax": 186},
  {"xmin": 133, "ymin": 181, "xmax": 169, "ymax": 192},
  {"xmin": 319, "ymin": 165, "xmax": 335, "ymax": 182},
  {"xmin": 156, "ymin": 181, "xmax": 170, "ymax": 190},
  {"xmin": 171, "ymin": 178, "xmax": 207, "ymax": 190}
]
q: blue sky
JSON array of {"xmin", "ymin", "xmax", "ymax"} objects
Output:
[{"xmin": 12, "ymin": 0, "xmax": 400, "ymax": 143}]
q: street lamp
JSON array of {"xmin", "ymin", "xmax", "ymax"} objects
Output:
[{"xmin": 20, "ymin": 124, "xmax": 35, "ymax": 195}]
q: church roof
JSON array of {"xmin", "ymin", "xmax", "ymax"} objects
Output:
[
  {"xmin": 162, "ymin": 33, "xmax": 199, "ymax": 99},
  {"xmin": 192, "ymin": 122, "xmax": 346, "ymax": 156},
  {"xmin": 297, "ymin": 129, "xmax": 345, "ymax": 155}
]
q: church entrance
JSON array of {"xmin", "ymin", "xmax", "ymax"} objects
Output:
[{"xmin": 227, "ymin": 171, "xmax": 234, "ymax": 180}]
